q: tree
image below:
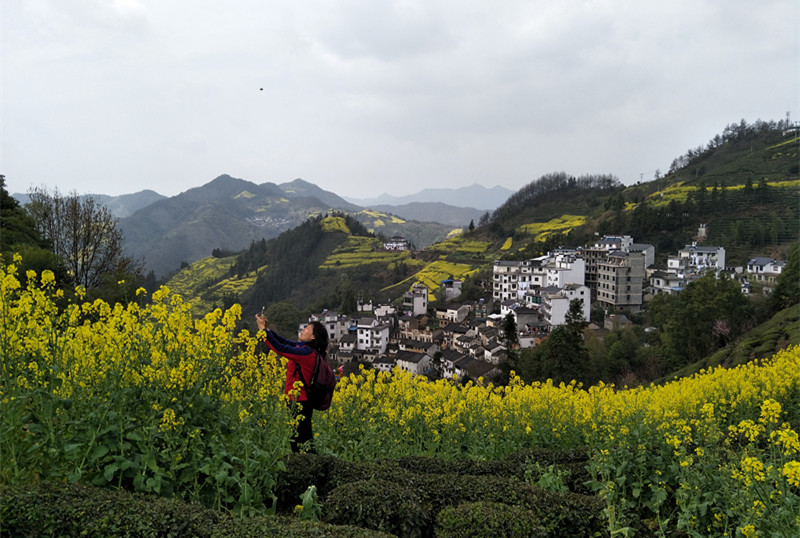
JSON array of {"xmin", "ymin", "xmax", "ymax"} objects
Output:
[
  {"xmin": 565, "ymin": 298, "xmax": 587, "ymax": 328},
  {"xmin": 468, "ymin": 219, "xmax": 475, "ymax": 232},
  {"xmin": 1, "ymin": 176, "xmax": 42, "ymax": 248},
  {"xmin": 0, "ymin": 176, "xmax": 66, "ymax": 286},
  {"xmin": 25, "ymin": 188, "xmax": 144, "ymax": 292},
  {"xmin": 495, "ymin": 312, "xmax": 520, "ymax": 384},
  {"xmin": 518, "ymin": 300, "xmax": 593, "ymax": 386},
  {"xmin": 265, "ymin": 301, "xmax": 302, "ymax": 337},
  {"xmin": 648, "ymin": 272, "xmax": 754, "ymax": 367},
  {"xmin": 519, "ymin": 325, "xmax": 591, "ymax": 386},
  {"xmin": 770, "ymin": 243, "xmax": 799, "ymax": 312},
  {"xmin": 502, "ymin": 312, "xmax": 519, "ymax": 350}
]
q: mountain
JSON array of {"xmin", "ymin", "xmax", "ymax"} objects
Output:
[
  {"xmin": 344, "ymin": 184, "xmax": 514, "ymax": 210},
  {"xmin": 119, "ymin": 175, "xmax": 347, "ymax": 278},
  {"xmin": 119, "ymin": 174, "xmax": 457, "ymax": 278},
  {"xmin": 278, "ymin": 178, "xmax": 362, "ymax": 211},
  {"xmin": 12, "ymin": 190, "xmax": 167, "ymax": 219},
  {"xmin": 369, "ymin": 202, "xmax": 485, "ymax": 228}
]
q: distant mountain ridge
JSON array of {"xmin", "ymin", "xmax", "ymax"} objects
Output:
[
  {"xmin": 11, "ymin": 190, "xmax": 166, "ymax": 219},
  {"xmin": 344, "ymin": 184, "xmax": 514, "ymax": 210},
  {"xmin": 370, "ymin": 202, "xmax": 485, "ymax": 228},
  {"xmin": 12, "ymin": 179, "xmax": 509, "ymax": 278},
  {"xmin": 118, "ymin": 174, "xmax": 367, "ymax": 278}
]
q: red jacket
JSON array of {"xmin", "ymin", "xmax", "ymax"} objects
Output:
[{"xmin": 263, "ymin": 329, "xmax": 317, "ymax": 401}]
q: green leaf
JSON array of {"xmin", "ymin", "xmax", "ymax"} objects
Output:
[
  {"xmin": 63, "ymin": 442, "xmax": 82, "ymax": 454},
  {"xmin": 126, "ymin": 431, "xmax": 144, "ymax": 442},
  {"xmin": 146, "ymin": 456, "xmax": 160, "ymax": 474},
  {"xmin": 103, "ymin": 463, "xmax": 119, "ymax": 482},
  {"xmin": 214, "ymin": 469, "xmax": 229, "ymax": 482},
  {"xmin": 91, "ymin": 445, "xmax": 110, "ymax": 461}
]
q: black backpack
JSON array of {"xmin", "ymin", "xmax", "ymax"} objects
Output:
[{"xmin": 294, "ymin": 353, "xmax": 337, "ymax": 411}]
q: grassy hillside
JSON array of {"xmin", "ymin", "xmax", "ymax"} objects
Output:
[
  {"xmin": 670, "ymin": 304, "xmax": 800, "ymax": 378},
  {"xmin": 165, "ymin": 255, "xmax": 261, "ymax": 317}
]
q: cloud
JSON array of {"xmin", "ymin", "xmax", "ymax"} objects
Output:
[{"xmin": 2, "ymin": 0, "xmax": 797, "ymax": 198}]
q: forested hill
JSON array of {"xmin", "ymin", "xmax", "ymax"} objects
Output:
[
  {"xmin": 234, "ymin": 213, "xmax": 385, "ymax": 314},
  {"xmin": 472, "ymin": 120, "xmax": 799, "ymax": 265}
]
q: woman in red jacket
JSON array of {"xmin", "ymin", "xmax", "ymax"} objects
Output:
[{"xmin": 255, "ymin": 312, "xmax": 328, "ymax": 453}]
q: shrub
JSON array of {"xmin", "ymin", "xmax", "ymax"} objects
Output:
[
  {"xmin": 277, "ymin": 453, "xmax": 606, "ymax": 537},
  {"xmin": 414, "ymin": 474, "xmax": 606, "ymax": 537},
  {"xmin": 436, "ymin": 501, "xmax": 547, "ymax": 537},
  {"xmin": 504, "ymin": 447, "xmax": 594, "ymax": 495},
  {"xmin": 381, "ymin": 455, "xmax": 516, "ymax": 477},
  {"xmin": 0, "ymin": 482, "xmax": 392, "ymax": 537},
  {"xmin": 322, "ymin": 479, "xmax": 431, "ymax": 538}
]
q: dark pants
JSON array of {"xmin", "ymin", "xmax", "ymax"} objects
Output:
[{"xmin": 291, "ymin": 400, "xmax": 314, "ymax": 453}]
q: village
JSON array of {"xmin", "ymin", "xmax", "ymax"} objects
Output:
[{"xmin": 299, "ymin": 231, "xmax": 787, "ymax": 383}]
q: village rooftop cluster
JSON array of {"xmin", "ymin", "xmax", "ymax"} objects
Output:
[{"xmin": 299, "ymin": 231, "xmax": 786, "ymax": 382}]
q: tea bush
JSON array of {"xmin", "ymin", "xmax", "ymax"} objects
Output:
[
  {"xmin": 0, "ymin": 482, "xmax": 391, "ymax": 537},
  {"xmin": 436, "ymin": 501, "xmax": 547, "ymax": 538}
]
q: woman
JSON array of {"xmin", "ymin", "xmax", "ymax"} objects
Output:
[{"xmin": 255, "ymin": 313, "xmax": 329, "ymax": 453}]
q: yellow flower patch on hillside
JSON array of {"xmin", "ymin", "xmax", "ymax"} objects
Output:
[
  {"xmin": 500, "ymin": 237, "xmax": 512, "ymax": 250},
  {"xmin": 520, "ymin": 215, "xmax": 587, "ymax": 238},
  {"xmin": 427, "ymin": 236, "xmax": 490, "ymax": 256},
  {"xmin": 388, "ymin": 260, "xmax": 480, "ymax": 300},
  {"xmin": 321, "ymin": 216, "xmax": 350, "ymax": 233},
  {"xmin": 357, "ymin": 209, "xmax": 406, "ymax": 226},
  {"xmin": 647, "ymin": 179, "xmax": 800, "ymax": 207},
  {"xmin": 167, "ymin": 256, "xmax": 260, "ymax": 316},
  {"xmin": 319, "ymin": 236, "xmax": 409, "ymax": 269}
]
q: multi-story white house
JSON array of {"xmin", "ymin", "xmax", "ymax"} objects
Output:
[
  {"xmin": 545, "ymin": 253, "xmax": 586, "ymax": 288},
  {"xmin": 542, "ymin": 284, "xmax": 591, "ymax": 327},
  {"xmin": 649, "ymin": 270, "xmax": 686, "ymax": 296},
  {"xmin": 384, "ymin": 236, "xmax": 410, "ymax": 250},
  {"xmin": 746, "ymin": 256, "xmax": 785, "ymax": 287},
  {"xmin": 307, "ymin": 311, "xmax": 350, "ymax": 342},
  {"xmin": 678, "ymin": 242, "xmax": 726, "ymax": 272},
  {"xmin": 356, "ymin": 318, "xmax": 390, "ymax": 354},
  {"xmin": 440, "ymin": 278, "xmax": 463, "ymax": 301},
  {"xmin": 492, "ymin": 256, "xmax": 551, "ymax": 303},
  {"xmin": 492, "ymin": 259, "xmax": 528, "ymax": 302},
  {"xmin": 402, "ymin": 284, "xmax": 429, "ymax": 316}
]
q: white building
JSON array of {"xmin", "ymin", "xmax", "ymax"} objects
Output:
[
  {"xmin": 678, "ymin": 242, "xmax": 726, "ymax": 272},
  {"xmin": 545, "ymin": 254, "xmax": 586, "ymax": 288},
  {"xmin": 402, "ymin": 284, "xmax": 429, "ymax": 316},
  {"xmin": 746, "ymin": 256, "xmax": 785, "ymax": 287},
  {"xmin": 441, "ymin": 279, "xmax": 463, "ymax": 301},
  {"xmin": 384, "ymin": 236, "xmax": 409, "ymax": 250},
  {"xmin": 492, "ymin": 256, "xmax": 551, "ymax": 303},
  {"xmin": 306, "ymin": 311, "xmax": 350, "ymax": 343},
  {"xmin": 649, "ymin": 270, "xmax": 686, "ymax": 296},
  {"xmin": 356, "ymin": 318, "xmax": 390, "ymax": 354},
  {"xmin": 542, "ymin": 284, "xmax": 591, "ymax": 327},
  {"xmin": 395, "ymin": 350, "xmax": 432, "ymax": 375}
]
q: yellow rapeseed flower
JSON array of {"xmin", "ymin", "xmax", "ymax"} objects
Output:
[{"xmin": 783, "ymin": 461, "xmax": 800, "ymax": 487}]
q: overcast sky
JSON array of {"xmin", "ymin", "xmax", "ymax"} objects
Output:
[{"xmin": 2, "ymin": 1, "xmax": 798, "ymax": 199}]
